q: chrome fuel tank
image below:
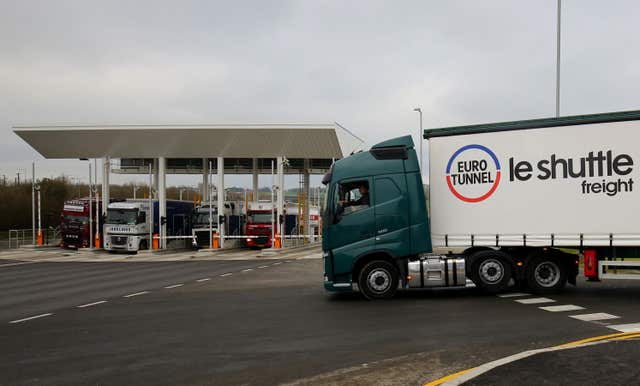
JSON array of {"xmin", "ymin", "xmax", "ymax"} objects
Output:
[{"xmin": 407, "ymin": 256, "xmax": 466, "ymax": 288}]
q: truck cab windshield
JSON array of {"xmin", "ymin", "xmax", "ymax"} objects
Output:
[
  {"xmin": 247, "ymin": 213, "xmax": 273, "ymax": 224},
  {"xmin": 106, "ymin": 209, "xmax": 138, "ymax": 225}
]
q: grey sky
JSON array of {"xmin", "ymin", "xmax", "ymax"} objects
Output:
[{"xmin": 1, "ymin": 0, "xmax": 639, "ymax": 187}]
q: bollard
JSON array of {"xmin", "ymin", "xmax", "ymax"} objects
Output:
[
  {"xmin": 37, "ymin": 230, "xmax": 43, "ymax": 246},
  {"xmin": 274, "ymin": 233, "xmax": 281, "ymax": 249},
  {"xmin": 212, "ymin": 232, "xmax": 220, "ymax": 249},
  {"xmin": 95, "ymin": 233, "xmax": 101, "ymax": 249},
  {"xmin": 152, "ymin": 233, "xmax": 160, "ymax": 250}
]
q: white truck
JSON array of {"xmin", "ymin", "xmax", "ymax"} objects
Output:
[{"xmin": 103, "ymin": 201, "xmax": 152, "ymax": 252}]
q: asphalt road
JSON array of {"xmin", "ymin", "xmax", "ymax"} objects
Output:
[{"xmin": 1, "ymin": 253, "xmax": 640, "ymax": 385}]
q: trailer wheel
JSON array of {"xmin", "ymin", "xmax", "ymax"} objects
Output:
[
  {"xmin": 470, "ymin": 251, "xmax": 512, "ymax": 293},
  {"xmin": 526, "ymin": 255, "xmax": 566, "ymax": 293},
  {"xmin": 358, "ymin": 260, "xmax": 399, "ymax": 300}
]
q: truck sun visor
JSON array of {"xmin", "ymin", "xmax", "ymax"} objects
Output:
[{"xmin": 369, "ymin": 146, "xmax": 409, "ymax": 160}]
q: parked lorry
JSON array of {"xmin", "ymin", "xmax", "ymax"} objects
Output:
[
  {"xmin": 322, "ymin": 110, "xmax": 640, "ymax": 299},
  {"xmin": 103, "ymin": 199, "xmax": 193, "ymax": 253},
  {"xmin": 191, "ymin": 202, "xmax": 243, "ymax": 248},
  {"xmin": 60, "ymin": 198, "xmax": 102, "ymax": 249},
  {"xmin": 245, "ymin": 201, "xmax": 321, "ymax": 248}
]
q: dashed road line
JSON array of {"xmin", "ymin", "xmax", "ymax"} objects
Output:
[
  {"xmin": 242, "ymin": 268, "xmax": 253, "ymax": 272},
  {"xmin": 569, "ymin": 313, "xmax": 620, "ymax": 322},
  {"xmin": 9, "ymin": 313, "xmax": 53, "ymax": 324},
  {"xmin": 258, "ymin": 265, "xmax": 268, "ymax": 269},
  {"xmin": 220, "ymin": 273, "xmax": 232, "ymax": 277},
  {"xmin": 273, "ymin": 262, "xmax": 282, "ymax": 265},
  {"xmin": 606, "ymin": 322, "xmax": 640, "ymax": 333},
  {"xmin": 77, "ymin": 300, "xmax": 108, "ymax": 308},
  {"xmin": 164, "ymin": 284, "xmax": 184, "ymax": 289},
  {"xmin": 515, "ymin": 297, "xmax": 556, "ymax": 305},
  {"xmin": 123, "ymin": 291, "xmax": 149, "ymax": 298},
  {"xmin": 539, "ymin": 304, "xmax": 585, "ymax": 312},
  {"xmin": 498, "ymin": 293, "xmax": 530, "ymax": 298},
  {"xmin": 196, "ymin": 278, "xmax": 211, "ymax": 282}
]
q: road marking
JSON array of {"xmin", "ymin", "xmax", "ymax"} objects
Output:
[
  {"xmin": 515, "ymin": 297, "xmax": 556, "ymax": 304},
  {"xmin": 607, "ymin": 323, "xmax": 640, "ymax": 333},
  {"xmin": 242, "ymin": 268, "xmax": 253, "ymax": 272},
  {"xmin": 164, "ymin": 284, "xmax": 184, "ymax": 289},
  {"xmin": 0, "ymin": 260, "xmax": 42, "ymax": 268},
  {"xmin": 77, "ymin": 300, "xmax": 108, "ymax": 308},
  {"xmin": 539, "ymin": 304, "xmax": 585, "ymax": 312},
  {"xmin": 258, "ymin": 265, "xmax": 268, "ymax": 269},
  {"xmin": 220, "ymin": 273, "xmax": 232, "ymax": 277},
  {"xmin": 273, "ymin": 262, "xmax": 282, "ymax": 265},
  {"xmin": 123, "ymin": 291, "xmax": 149, "ymax": 298},
  {"xmin": 426, "ymin": 331, "xmax": 640, "ymax": 386},
  {"xmin": 9, "ymin": 313, "xmax": 53, "ymax": 324},
  {"xmin": 196, "ymin": 278, "xmax": 211, "ymax": 282},
  {"xmin": 569, "ymin": 312, "xmax": 620, "ymax": 322},
  {"xmin": 497, "ymin": 292, "xmax": 530, "ymax": 298}
]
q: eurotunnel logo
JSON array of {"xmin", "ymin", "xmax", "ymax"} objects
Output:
[{"xmin": 446, "ymin": 144, "xmax": 501, "ymax": 203}]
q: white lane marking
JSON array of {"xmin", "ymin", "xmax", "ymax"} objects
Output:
[
  {"xmin": 220, "ymin": 273, "xmax": 232, "ymax": 277},
  {"xmin": 258, "ymin": 266, "xmax": 268, "ymax": 269},
  {"xmin": 123, "ymin": 291, "xmax": 149, "ymax": 298},
  {"xmin": 242, "ymin": 268, "xmax": 253, "ymax": 272},
  {"xmin": 9, "ymin": 313, "xmax": 53, "ymax": 324},
  {"xmin": 569, "ymin": 313, "xmax": 620, "ymax": 322},
  {"xmin": 498, "ymin": 293, "xmax": 531, "ymax": 298},
  {"xmin": 196, "ymin": 278, "xmax": 211, "ymax": 282},
  {"xmin": 164, "ymin": 284, "xmax": 184, "ymax": 289},
  {"xmin": 77, "ymin": 300, "xmax": 108, "ymax": 308},
  {"xmin": 607, "ymin": 323, "xmax": 640, "ymax": 333},
  {"xmin": 539, "ymin": 304, "xmax": 585, "ymax": 312},
  {"xmin": 0, "ymin": 261, "xmax": 42, "ymax": 268},
  {"xmin": 515, "ymin": 297, "xmax": 556, "ymax": 305},
  {"xmin": 273, "ymin": 262, "xmax": 282, "ymax": 265}
]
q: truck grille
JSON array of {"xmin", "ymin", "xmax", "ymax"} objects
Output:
[{"xmin": 111, "ymin": 236, "xmax": 128, "ymax": 246}]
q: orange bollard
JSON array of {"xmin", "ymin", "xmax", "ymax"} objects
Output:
[
  {"xmin": 37, "ymin": 230, "xmax": 43, "ymax": 246},
  {"xmin": 95, "ymin": 232, "xmax": 101, "ymax": 249},
  {"xmin": 274, "ymin": 233, "xmax": 281, "ymax": 249},
  {"xmin": 212, "ymin": 232, "xmax": 220, "ymax": 249},
  {"xmin": 152, "ymin": 233, "xmax": 160, "ymax": 250}
]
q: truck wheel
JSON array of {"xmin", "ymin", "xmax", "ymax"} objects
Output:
[
  {"xmin": 526, "ymin": 255, "xmax": 566, "ymax": 293},
  {"xmin": 140, "ymin": 240, "xmax": 148, "ymax": 251},
  {"xmin": 358, "ymin": 260, "xmax": 399, "ymax": 300},
  {"xmin": 470, "ymin": 251, "xmax": 512, "ymax": 293}
]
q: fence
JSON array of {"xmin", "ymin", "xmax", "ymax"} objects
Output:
[{"xmin": 5, "ymin": 228, "xmax": 61, "ymax": 249}]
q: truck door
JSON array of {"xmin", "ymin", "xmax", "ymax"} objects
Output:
[
  {"xmin": 327, "ymin": 178, "xmax": 375, "ymax": 276},
  {"xmin": 374, "ymin": 175, "xmax": 410, "ymax": 257}
]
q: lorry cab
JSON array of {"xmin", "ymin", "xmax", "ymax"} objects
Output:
[
  {"xmin": 103, "ymin": 201, "xmax": 150, "ymax": 252},
  {"xmin": 322, "ymin": 136, "xmax": 431, "ymax": 297}
]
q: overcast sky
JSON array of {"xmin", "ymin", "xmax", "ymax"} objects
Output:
[{"xmin": 1, "ymin": 0, "xmax": 639, "ymax": 188}]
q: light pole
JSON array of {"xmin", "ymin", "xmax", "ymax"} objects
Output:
[
  {"xmin": 556, "ymin": 0, "xmax": 561, "ymax": 118},
  {"xmin": 179, "ymin": 188, "xmax": 185, "ymax": 201},
  {"xmin": 35, "ymin": 183, "xmax": 42, "ymax": 245},
  {"xmin": 413, "ymin": 107, "xmax": 423, "ymax": 175},
  {"xmin": 133, "ymin": 184, "xmax": 139, "ymax": 199}
]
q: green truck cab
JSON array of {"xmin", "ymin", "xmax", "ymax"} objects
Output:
[{"xmin": 322, "ymin": 135, "xmax": 432, "ymax": 298}]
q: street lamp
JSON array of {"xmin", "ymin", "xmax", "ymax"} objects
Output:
[{"xmin": 413, "ymin": 107, "xmax": 423, "ymax": 176}]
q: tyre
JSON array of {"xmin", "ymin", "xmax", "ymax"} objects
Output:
[
  {"xmin": 139, "ymin": 240, "xmax": 148, "ymax": 251},
  {"xmin": 469, "ymin": 250, "xmax": 513, "ymax": 293},
  {"xmin": 526, "ymin": 254, "xmax": 567, "ymax": 293},
  {"xmin": 358, "ymin": 260, "xmax": 399, "ymax": 300}
]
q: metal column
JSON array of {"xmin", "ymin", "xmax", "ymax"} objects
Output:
[
  {"xmin": 158, "ymin": 157, "xmax": 166, "ymax": 249},
  {"xmin": 202, "ymin": 158, "xmax": 209, "ymax": 203},
  {"xmin": 303, "ymin": 159, "xmax": 311, "ymax": 242},
  {"xmin": 217, "ymin": 157, "xmax": 225, "ymax": 248},
  {"xmin": 101, "ymin": 157, "xmax": 110, "ymax": 216},
  {"xmin": 276, "ymin": 156, "xmax": 284, "ymax": 245},
  {"xmin": 252, "ymin": 158, "xmax": 259, "ymax": 202}
]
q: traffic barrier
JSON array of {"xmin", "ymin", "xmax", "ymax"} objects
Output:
[
  {"xmin": 212, "ymin": 232, "xmax": 220, "ymax": 249},
  {"xmin": 152, "ymin": 233, "xmax": 160, "ymax": 250},
  {"xmin": 95, "ymin": 232, "xmax": 101, "ymax": 249},
  {"xmin": 36, "ymin": 230, "xmax": 43, "ymax": 246},
  {"xmin": 274, "ymin": 233, "xmax": 282, "ymax": 249}
]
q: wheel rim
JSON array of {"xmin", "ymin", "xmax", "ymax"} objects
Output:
[
  {"xmin": 534, "ymin": 261, "xmax": 561, "ymax": 288},
  {"xmin": 367, "ymin": 268, "xmax": 391, "ymax": 293},
  {"xmin": 478, "ymin": 259, "xmax": 504, "ymax": 284}
]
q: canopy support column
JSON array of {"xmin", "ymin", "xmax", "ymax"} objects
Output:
[
  {"xmin": 252, "ymin": 158, "xmax": 259, "ymax": 202},
  {"xmin": 202, "ymin": 158, "xmax": 209, "ymax": 204},
  {"xmin": 303, "ymin": 159, "xmax": 311, "ymax": 243},
  {"xmin": 276, "ymin": 156, "xmax": 284, "ymax": 247},
  {"xmin": 217, "ymin": 157, "xmax": 225, "ymax": 249},
  {"xmin": 101, "ymin": 157, "xmax": 110, "ymax": 216},
  {"xmin": 158, "ymin": 157, "xmax": 166, "ymax": 249}
]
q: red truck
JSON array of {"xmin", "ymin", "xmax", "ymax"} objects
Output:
[
  {"xmin": 245, "ymin": 202, "xmax": 276, "ymax": 248},
  {"xmin": 60, "ymin": 198, "xmax": 102, "ymax": 249}
]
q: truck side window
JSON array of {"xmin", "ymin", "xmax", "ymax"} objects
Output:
[{"xmin": 339, "ymin": 180, "xmax": 370, "ymax": 216}]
